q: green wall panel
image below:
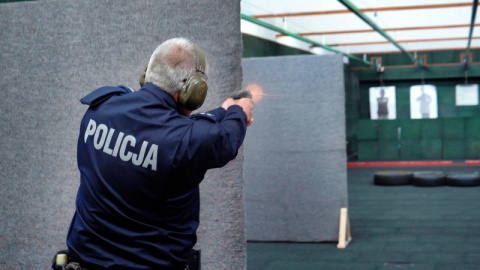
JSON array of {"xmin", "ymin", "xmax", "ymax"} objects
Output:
[
  {"xmin": 400, "ymin": 140, "xmax": 422, "ymax": 160},
  {"xmin": 395, "ymin": 86, "xmax": 411, "ymax": 119},
  {"xmin": 352, "ymin": 49, "xmax": 480, "ymax": 67},
  {"xmin": 465, "ymin": 118, "xmax": 480, "ymax": 139},
  {"xmin": 399, "ymin": 120, "xmax": 420, "ymax": 139},
  {"xmin": 344, "ymin": 67, "xmax": 360, "ymax": 109},
  {"xmin": 421, "ymin": 139, "xmax": 442, "ymax": 160},
  {"xmin": 347, "ymin": 140, "xmax": 358, "ymax": 161},
  {"xmin": 378, "ymin": 140, "xmax": 400, "ymax": 160},
  {"xmin": 377, "ymin": 120, "xmax": 399, "ymax": 140},
  {"xmin": 358, "ymin": 141, "xmax": 378, "ymax": 161},
  {"xmin": 436, "ymin": 85, "xmax": 454, "ymax": 105},
  {"xmin": 429, "ymin": 51, "xmax": 458, "ymax": 64},
  {"xmin": 442, "ymin": 118, "xmax": 465, "ymax": 139},
  {"xmin": 437, "ymin": 85, "xmax": 456, "ymax": 117},
  {"xmin": 465, "ymin": 139, "xmax": 480, "ymax": 159},
  {"xmin": 370, "ymin": 53, "xmax": 411, "ymax": 66},
  {"xmin": 242, "ymin": 34, "xmax": 311, "ymax": 58},
  {"xmin": 438, "ymin": 106, "xmax": 457, "ymax": 118},
  {"xmin": 345, "ymin": 99, "xmax": 359, "ymax": 119},
  {"xmin": 357, "ymin": 120, "xmax": 377, "ymax": 140},
  {"xmin": 457, "ymin": 106, "xmax": 479, "ymax": 117},
  {"xmin": 442, "ymin": 140, "xmax": 465, "ymax": 159},
  {"xmin": 421, "ymin": 120, "xmax": 442, "ymax": 139},
  {"xmin": 359, "ymin": 85, "xmax": 371, "ymax": 118},
  {"xmin": 346, "ymin": 119, "xmax": 357, "ymax": 138}
]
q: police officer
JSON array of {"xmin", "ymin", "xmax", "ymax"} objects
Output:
[{"xmin": 65, "ymin": 37, "xmax": 253, "ymax": 269}]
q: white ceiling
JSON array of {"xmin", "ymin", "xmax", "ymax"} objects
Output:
[{"xmin": 240, "ymin": 0, "xmax": 479, "ymax": 58}]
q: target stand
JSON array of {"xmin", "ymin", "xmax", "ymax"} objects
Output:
[{"xmin": 337, "ymin": 207, "xmax": 352, "ymax": 249}]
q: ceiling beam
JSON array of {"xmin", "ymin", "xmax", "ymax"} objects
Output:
[
  {"xmin": 253, "ymin": 2, "xmax": 476, "ymax": 19},
  {"xmin": 240, "ymin": 13, "xmax": 372, "ymax": 66},
  {"xmin": 350, "ymin": 46, "xmax": 480, "ymax": 55},
  {"xmin": 328, "ymin": 36, "xmax": 480, "ymax": 47},
  {"xmin": 465, "ymin": 0, "xmax": 479, "ymax": 67},
  {"xmin": 283, "ymin": 24, "xmax": 479, "ymax": 37},
  {"xmin": 337, "ymin": 0, "xmax": 417, "ymax": 64}
]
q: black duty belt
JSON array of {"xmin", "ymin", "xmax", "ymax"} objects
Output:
[{"xmin": 52, "ymin": 249, "xmax": 201, "ymax": 270}]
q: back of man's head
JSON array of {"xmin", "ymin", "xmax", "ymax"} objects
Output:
[{"xmin": 145, "ymin": 38, "xmax": 207, "ymax": 95}]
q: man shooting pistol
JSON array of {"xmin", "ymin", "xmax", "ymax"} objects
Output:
[{"xmin": 54, "ymin": 38, "xmax": 253, "ymax": 270}]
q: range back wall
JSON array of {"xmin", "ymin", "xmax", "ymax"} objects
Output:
[
  {"xmin": 242, "ymin": 55, "xmax": 348, "ymax": 241},
  {"xmin": 0, "ymin": 1, "xmax": 245, "ymax": 269},
  {"xmin": 347, "ymin": 50, "xmax": 480, "ymax": 161}
]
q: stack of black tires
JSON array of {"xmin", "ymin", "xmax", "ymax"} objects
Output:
[{"xmin": 373, "ymin": 170, "xmax": 480, "ymax": 187}]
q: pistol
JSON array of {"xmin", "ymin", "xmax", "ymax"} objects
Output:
[{"xmin": 231, "ymin": 89, "xmax": 253, "ymax": 100}]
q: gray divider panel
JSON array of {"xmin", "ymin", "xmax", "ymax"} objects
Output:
[
  {"xmin": 242, "ymin": 55, "xmax": 348, "ymax": 241},
  {"xmin": 0, "ymin": 0, "xmax": 244, "ymax": 269}
]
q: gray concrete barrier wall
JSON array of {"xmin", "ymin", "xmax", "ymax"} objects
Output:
[
  {"xmin": 0, "ymin": 1, "xmax": 245, "ymax": 269},
  {"xmin": 242, "ymin": 55, "xmax": 348, "ymax": 242}
]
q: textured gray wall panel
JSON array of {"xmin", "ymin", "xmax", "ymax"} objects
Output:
[
  {"xmin": 242, "ymin": 55, "xmax": 348, "ymax": 241},
  {"xmin": 0, "ymin": 0, "xmax": 244, "ymax": 269}
]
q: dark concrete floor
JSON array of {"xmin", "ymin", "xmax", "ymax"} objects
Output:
[{"xmin": 247, "ymin": 165, "xmax": 480, "ymax": 270}]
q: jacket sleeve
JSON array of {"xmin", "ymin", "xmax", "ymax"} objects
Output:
[{"xmin": 173, "ymin": 105, "xmax": 247, "ymax": 172}]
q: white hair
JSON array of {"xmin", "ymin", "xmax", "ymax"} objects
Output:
[{"xmin": 144, "ymin": 38, "xmax": 208, "ymax": 95}]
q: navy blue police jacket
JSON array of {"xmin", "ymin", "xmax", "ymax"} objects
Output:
[{"xmin": 66, "ymin": 82, "xmax": 247, "ymax": 269}]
